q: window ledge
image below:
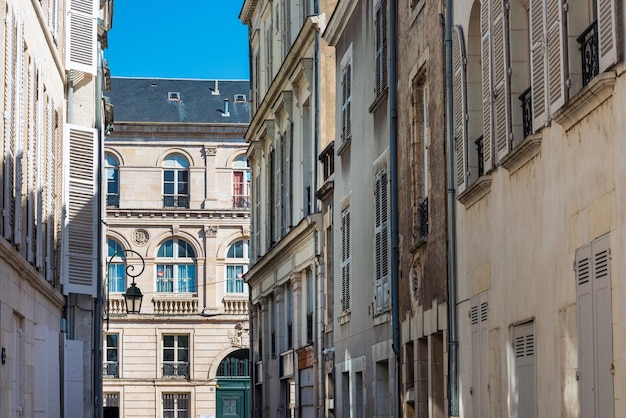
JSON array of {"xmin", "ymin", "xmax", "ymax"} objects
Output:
[
  {"xmin": 368, "ymin": 89, "xmax": 388, "ymax": 113},
  {"xmin": 457, "ymin": 175, "xmax": 492, "ymax": 208},
  {"xmin": 338, "ymin": 311, "xmax": 351, "ymax": 325},
  {"xmin": 500, "ymin": 134, "xmax": 542, "ymax": 174},
  {"xmin": 337, "ymin": 137, "xmax": 351, "ymax": 156},
  {"xmin": 553, "ymin": 71, "xmax": 616, "ymax": 131},
  {"xmin": 374, "ymin": 311, "xmax": 391, "ymax": 326}
]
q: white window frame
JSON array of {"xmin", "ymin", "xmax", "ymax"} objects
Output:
[
  {"xmin": 156, "ymin": 239, "xmax": 197, "ymax": 293},
  {"xmin": 225, "ymin": 239, "xmax": 250, "ymax": 294},
  {"xmin": 340, "ymin": 45, "xmax": 353, "ymax": 144},
  {"xmin": 162, "ymin": 154, "xmax": 190, "ymax": 208}
]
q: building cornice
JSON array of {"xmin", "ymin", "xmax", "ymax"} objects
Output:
[
  {"xmin": 323, "ymin": 0, "xmax": 357, "ymax": 46},
  {"xmin": 245, "ymin": 16, "xmax": 323, "ymax": 142},
  {"xmin": 239, "ymin": 0, "xmax": 259, "ymax": 24},
  {"xmin": 106, "ymin": 209, "xmax": 250, "ymax": 223},
  {"xmin": 0, "ymin": 236, "xmax": 64, "ymax": 309}
]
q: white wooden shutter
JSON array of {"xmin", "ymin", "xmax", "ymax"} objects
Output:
[
  {"xmin": 49, "ymin": 0, "xmax": 60, "ymax": 41},
  {"xmin": 452, "ymin": 25, "xmax": 468, "ymax": 193},
  {"xmin": 513, "ymin": 322, "xmax": 537, "ymax": 418},
  {"xmin": 470, "ymin": 293, "xmax": 489, "ymax": 418},
  {"xmin": 493, "ymin": 0, "xmax": 512, "ymax": 161},
  {"xmin": 591, "ymin": 235, "xmax": 614, "ymax": 418},
  {"xmin": 14, "ymin": 12, "xmax": 25, "ymax": 248},
  {"xmin": 374, "ymin": 169, "xmax": 390, "ymax": 313},
  {"xmin": 597, "ymin": 0, "xmax": 617, "ymax": 72},
  {"xmin": 341, "ymin": 207, "xmax": 351, "ymax": 313},
  {"xmin": 341, "ymin": 62, "xmax": 352, "ymax": 142},
  {"xmin": 546, "ymin": 0, "xmax": 566, "ymax": 115},
  {"xmin": 575, "ymin": 242, "xmax": 594, "ymax": 418},
  {"xmin": 64, "ymin": 338, "xmax": 85, "ymax": 418},
  {"xmin": 254, "ymin": 173, "xmax": 261, "ymax": 258},
  {"xmin": 66, "ymin": 0, "xmax": 97, "ymax": 74},
  {"xmin": 45, "ymin": 100, "xmax": 56, "ymax": 281},
  {"xmin": 480, "ymin": 0, "xmax": 493, "ymax": 172},
  {"xmin": 27, "ymin": 62, "xmax": 36, "ymax": 263},
  {"xmin": 3, "ymin": 5, "xmax": 16, "ymax": 239},
  {"xmin": 36, "ymin": 64, "xmax": 45, "ymax": 269},
  {"xmin": 529, "ymin": 0, "xmax": 547, "ymax": 131},
  {"xmin": 61, "ymin": 124, "xmax": 98, "ymax": 296}
]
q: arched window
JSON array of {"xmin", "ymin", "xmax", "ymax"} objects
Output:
[
  {"xmin": 216, "ymin": 348, "xmax": 250, "ymax": 377},
  {"xmin": 105, "ymin": 154, "xmax": 120, "ymax": 208},
  {"xmin": 163, "ymin": 154, "xmax": 190, "ymax": 208},
  {"xmin": 107, "ymin": 239, "xmax": 125, "ymax": 293},
  {"xmin": 232, "ymin": 155, "xmax": 250, "ymax": 208},
  {"xmin": 226, "ymin": 239, "xmax": 249, "ymax": 293},
  {"xmin": 156, "ymin": 239, "xmax": 196, "ymax": 293}
]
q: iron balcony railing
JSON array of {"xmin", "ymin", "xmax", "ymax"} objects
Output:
[
  {"xmin": 162, "ymin": 362, "xmax": 189, "ymax": 378},
  {"xmin": 319, "ymin": 141, "xmax": 335, "ymax": 181},
  {"xmin": 475, "ymin": 135, "xmax": 484, "ymax": 177},
  {"xmin": 102, "ymin": 362, "xmax": 119, "ymax": 378},
  {"xmin": 519, "ymin": 86, "xmax": 532, "ymax": 138},
  {"xmin": 163, "ymin": 195, "xmax": 190, "ymax": 208},
  {"xmin": 578, "ymin": 20, "xmax": 599, "ymax": 87},
  {"xmin": 232, "ymin": 195, "xmax": 250, "ymax": 209}
]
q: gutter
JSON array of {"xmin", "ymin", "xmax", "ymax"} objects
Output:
[
  {"xmin": 444, "ymin": 0, "xmax": 459, "ymax": 414},
  {"xmin": 389, "ymin": 1, "xmax": 400, "ymax": 418}
]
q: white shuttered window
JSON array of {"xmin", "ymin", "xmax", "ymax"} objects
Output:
[{"xmin": 66, "ymin": 0, "xmax": 97, "ymax": 74}]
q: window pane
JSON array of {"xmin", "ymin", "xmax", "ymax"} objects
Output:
[
  {"xmin": 107, "ymin": 348, "xmax": 118, "ymax": 362},
  {"xmin": 163, "ymin": 183, "xmax": 174, "ymax": 195},
  {"xmin": 164, "ymin": 170, "xmax": 175, "ymax": 181},
  {"xmin": 158, "ymin": 241, "xmax": 174, "ymax": 258},
  {"xmin": 107, "ymin": 334, "xmax": 118, "ymax": 348},
  {"xmin": 178, "ymin": 170, "xmax": 189, "ymax": 182},
  {"xmin": 164, "ymin": 335, "xmax": 174, "ymax": 347}
]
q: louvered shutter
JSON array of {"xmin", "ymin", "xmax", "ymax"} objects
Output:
[
  {"xmin": 48, "ymin": 0, "xmax": 59, "ymax": 40},
  {"xmin": 493, "ymin": 0, "xmax": 512, "ymax": 161},
  {"xmin": 470, "ymin": 293, "xmax": 489, "ymax": 418},
  {"xmin": 529, "ymin": 0, "xmax": 547, "ymax": 131},
  {"xmin": 597, "ymin": 0, "xmax": 617, "ymax": 71},
  {"xmin": 14, "ymin": 13, "xmax": 25, "ymax": 248},
  {"xmin": 575, "ymin": 243, "xmax": 594, "ymax": 418},
  {"xmin": 3, "ymin": 5, "xmax": 16, "ymax": 239},
  {"xmin": 513, "ymin": 322, "xmax": 537, "ymax": 418},
  {"xmin": 591, "ymin": 235, "xmax": 614, "ymax": 418},
  {"xmin": 452, "ymin": 25, "xmax": 468, "ymax": 192},
  {"xmin": 341, "ymin": 208, "xmax": 350, "ymax": 313},
  {"xmin": 375, "ymin": 0, "xmax": 388, "ymax": 96},
  {"xmin": 546, "ymin": 0, "xmax": 566, "ymax": 114},
  {"xmin": 36, "ymin": 65, "xmax": 45, "ymax": 269},
  {"xmin": 61, "ymin": 124, "xmax": 98, "ymax": 296},
  {"xmin": 374, "ymin": 170, "xmax": 390, "ymax": 313},
  {"xmin": 341, "ymin": 62, "xmax": 352, "ymax": 142},
  {"xmin": 480, "ymin": 0, "xmax": 493, "ymax": 172},
  {"xmin": 45, "ymin": 100, "xmax": 56, "ymax": 281},
  {"xmin": 66, "ymin": 0, "xmax": 97, "ymax": 74},
  {"xmin": 254, "ymin": 173, "xmax": 261, "ymax": 258},
  {"xmin": 27, "ymin": 62, "xmax": 36, "ymax": 263}
]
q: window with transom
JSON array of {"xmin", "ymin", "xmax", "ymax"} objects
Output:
[
  {"xmin": 163, "ymin": 154, "xmax": 189, "ymax": 208},
  {"xmin": 232, "ymin": 155, "xmax": 250, "ymax": 209},
  {"xmin": 226, "ymin": 239, "xmax": 250, "ymax": 294},
  {"xmin": 107, "ymin": 239, "xmax": 126, "ymax": 293},
  {"xmin": 156, "ymin": 239, "xmax": 196, "ymax": 293},
  {"xmin": 105, "ymin": 153, "xmax": 119, "ymax": 208}
]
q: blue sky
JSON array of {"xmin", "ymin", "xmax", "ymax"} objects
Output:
[{"xmin": 105, "ymin": 1, "xmax": 249, "ymax": 80}]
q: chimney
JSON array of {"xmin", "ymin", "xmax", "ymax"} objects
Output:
[
  {"xmin": 222, "ymin": 99, "xmax": 230, "ymax": 117},
  {"xmin": 212, "ymin": 80, "xmax": 220, "ymax": 95}
]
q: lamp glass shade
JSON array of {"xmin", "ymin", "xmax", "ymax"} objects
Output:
[{"xmin": 124, "ymin": 282, "xmax": 143, "ymax": 314}]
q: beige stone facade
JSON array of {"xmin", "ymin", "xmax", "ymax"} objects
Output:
[{"xmin": 102, "ymin": 78, "xmax": 251, "ymax": 417}]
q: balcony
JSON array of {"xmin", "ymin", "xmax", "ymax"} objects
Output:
[
  {"xmin": 578, "ymin": 20, "xmax": 599, "ymax": 88},
  {"xmin": 162, "ymin": 362, "xmax": 189, "ymax": 379},
  {"xmin": 232, "ymin": 195, "xmax": 250, "ymax": 209},
  {"xmin": 163, "ymin": 195, "xmax": 190, "ymax": 208},
  {"xmin": 223, "ymin": 294, "xmax": 249, "ymax": 315},
  {"xmin": 107, "ymin": 295, "xmax": 125, "ymax": 315},
  {"xmin": 103, "ymin": 362, "xmax": 119, "ymax": 378},
  {"xmin": 519, "ymin": 86, "xmax": 532, "ymax": 139},
  {"xmin": 152, "ymin": 295, "xmax": 198, "ymax": 315}
]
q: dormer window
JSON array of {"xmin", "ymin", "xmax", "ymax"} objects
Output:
[
  {"xmin": 234, "ymin": 94, "xmax": 247, "ymax": 103},
  {"xmin": 168, "ymin": 92, "xmax": 180, "ymax": 101}
]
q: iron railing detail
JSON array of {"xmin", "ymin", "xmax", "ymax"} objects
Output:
[{"xmin": 578, "ymin": 20, "xmax": 599, "ymax": 87}]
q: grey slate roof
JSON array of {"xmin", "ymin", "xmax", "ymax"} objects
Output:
[{"xmin": 106, "ymin": 77, "xmax": 250, "ymax": 124}]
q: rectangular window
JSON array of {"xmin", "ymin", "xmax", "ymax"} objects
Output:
[
  {"xmin": 103, "ymin": 333, "xmax": 119, "ymax": 378},
  {"xmin": 163, "ymin": 393, "xmax": 189, "ymax": 418},
  {"xmin": 341, "ymin": 372, "xmax": 350, "ymax": 417},
  {"xmin": 270, "ymin": 295, "xmax": 276, "ymax": 357},
  {"xmin": 162, "ymin": 335, "xmax": 189, "ymax": 378},
  {"xmin": 341, "ymin": 60, "xmax": 352, "ymax": 142},
  {"xmin": 512, "ymin": 321, "xmax": 537, "ymax": 418},
  {"xmin": 286, "ymin": 284, "xmax": 293, "ymax": 349},
  {"xmin": 374, "ymin": 0, "xmax": 388, "ymax": 97},
  {"xmin": 306, "ymin": 271, "xmax": 313, "ymax": 343},
  {"xmin": 375, "ymin": 360, "xmax": 390, "ymax": 416},
  {"xmin": 226, "ymin": 265, "xmax": 246, "ymax": 293},
  {"xmin": 374, "ymin": 169, "xmax": 390, "ymax": 313}
]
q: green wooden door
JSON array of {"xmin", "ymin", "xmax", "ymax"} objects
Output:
[{"xmin": 216, "ymin": 379, "xmax": 250, "ymax": 418}]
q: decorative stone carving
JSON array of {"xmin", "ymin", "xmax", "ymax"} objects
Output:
[
  {"xmin": 204, "ymin": 146, "xmax": 217, "ymax": 156},
  {"xmin": 131, "ymin": 228, "xmax": 150, "ymax": 246},
  {"xmin": 205, "ymin": 225, "xmax": 218, "ymax": 238},
  {"xmin": 228, "ymin": 322, "xmax": 250, "ymax": 348}
]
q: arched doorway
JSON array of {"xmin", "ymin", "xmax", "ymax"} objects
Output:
[{"xmin": 216, "ymin": 349, "xmax": 250, "ymax": 418}]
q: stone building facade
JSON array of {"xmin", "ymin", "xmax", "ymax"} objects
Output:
[{"xmin": 102, "ymin": 77, "xmax": 251, "ymax": 418}]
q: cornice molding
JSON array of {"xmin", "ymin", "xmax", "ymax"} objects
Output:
[{"xmin": 323, "ymin": 0, "xmax": 358, "ymax": 46}]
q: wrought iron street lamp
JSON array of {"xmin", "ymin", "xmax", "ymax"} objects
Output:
[{"xmin": 105, "ymin": 249, "xmax": 145, "ymax": 329}]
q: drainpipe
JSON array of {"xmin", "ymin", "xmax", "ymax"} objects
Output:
[
  {"xmin": 93, "ymin": 46, "xmax": 105, "ymax": 418},
  {"xmin": 389, "ymin": 1, "xmax": 400, "ymax": 418},
  {"xmin": 444, "ymin": 0, "xmax": 459, "ymax": 414}
]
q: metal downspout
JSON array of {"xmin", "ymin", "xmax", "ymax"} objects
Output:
[
  {"xmin": 389, "ymin": 1, "xmax": 400, "ymax": 418},
  {"xmin": 94, "ymin": 46, "xmax": 105, "ymax": 418},
  {"xmin": 444, "ymin": 0, "xmax": 459, "ymax": 414}
]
